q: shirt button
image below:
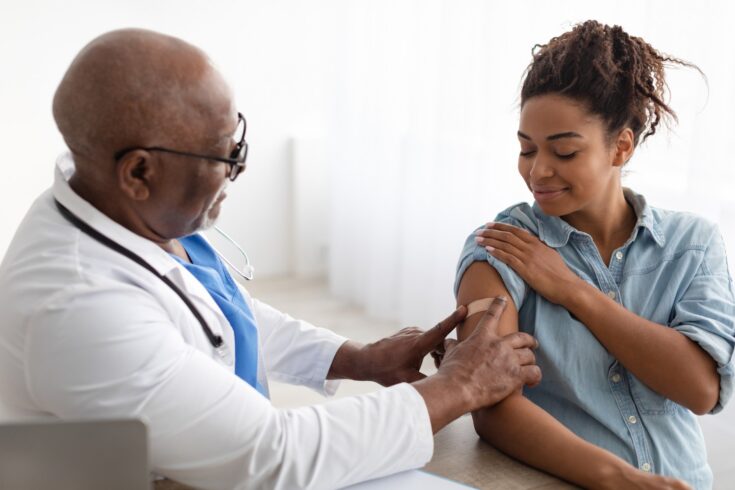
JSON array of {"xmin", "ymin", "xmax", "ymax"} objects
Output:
[
  {"xmin": 611, "ymin": 374, "xmax": 622, "ymax": 383},
  {"xmin": 615, "ymin": 251, "xmax": 624, "ymax": 260},
  {"xmin": 641, "ymin": 463, "xmax": 652, "ymax": 472},
  {"xmin": 628, "ymin": 415, "xmax": 638, "ymax": 424},
  {"xmin": 607, "ymin": 290, "xmax": 616, "ymax": 299}
]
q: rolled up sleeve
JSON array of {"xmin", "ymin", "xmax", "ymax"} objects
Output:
[
  {"xmin": 454, "ymin": 223, "xmax": 529, "ymax": 308},
  {"xmin": 671, "ymin": 228, "xmax": 735, "ymax": 414}
]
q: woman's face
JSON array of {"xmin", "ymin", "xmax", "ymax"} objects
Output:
[{"xmin": 517, "ymin": 94, "xmax": 623, "ymax": 217}]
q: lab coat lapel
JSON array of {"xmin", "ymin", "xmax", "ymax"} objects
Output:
[
  {"xmin": 53, "ymin": 152, "xmax": 231, "ymax": 342},
  {"xmin": 165, "ymin": 265, "xmax": 231, "ymax": 340}
]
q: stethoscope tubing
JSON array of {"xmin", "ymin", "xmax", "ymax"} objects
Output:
[{"xmin": 54, "ymin": 199, "xmax": 227, "ymax": 352}]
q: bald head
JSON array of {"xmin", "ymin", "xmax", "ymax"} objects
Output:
[{"xmin": 53, "ymin": 28, "xmax": 234, "ymax": 165}]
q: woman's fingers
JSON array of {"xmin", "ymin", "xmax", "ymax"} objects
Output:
[
  {"xmin": 479, "ymin": 237, "xmax": 526, "ymax": 259},
  {"xmin": 484, "ymin": 222, "xmax": 536, "ymax": 243},
  {"xmin": 475, "ymin": 228, "xmax": 529, "ymax": 252},
  {"xmin": 486, "ymin": 246, "xmax": 526, "ymax": 272}
]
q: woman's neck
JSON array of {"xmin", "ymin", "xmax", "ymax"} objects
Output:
[{"xmin": 562, "ymin": 187, "xmax": 637, "ymax": 265}]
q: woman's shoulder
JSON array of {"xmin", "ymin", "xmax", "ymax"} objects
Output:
[
  {"xmin": 494, "ymin": 202, "xmax": 541, "ymax": 234},
  {"xmin": 457, "ymin": 201, "xmax": 539, "ymax": 262},
  {"xmin": 650, "ymin": 205, "xmax": 721, "ymax": 247}
]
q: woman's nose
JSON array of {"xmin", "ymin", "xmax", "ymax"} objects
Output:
[{"xmin": 529, "ymin": 156, "xmax": 554, "ymax": 180}]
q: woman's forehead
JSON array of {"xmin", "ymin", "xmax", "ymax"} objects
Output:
[{"xmin": 519, "ymin": 95, "xmax": 603, "ymax": 139}]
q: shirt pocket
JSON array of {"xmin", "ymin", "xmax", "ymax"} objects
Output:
[{"xmin": 628, "ymin": 374, "xmax": 682, "ymax": 415}]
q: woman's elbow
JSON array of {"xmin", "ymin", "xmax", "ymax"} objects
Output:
[
  {"xmin": 470, "ymin": 393, "xmax": 523, "ymax": 440},
  {"xmin": 687, "ymin": 375, "xmax": 720, "ymax": 416}
]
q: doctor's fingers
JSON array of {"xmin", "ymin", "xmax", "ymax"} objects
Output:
[
  {"xmin": 431, "ymin": 339, "xmax": 458, "ymax": 368},
  {"xmin": 417, "ymin": 306, "xmax": 467, "ymax": 352},
  {"xmin": 515, "ymin": 348, "xmax": 536, "ymax": 366},
  {"xmin": 520, "ymin": 365, "xmax": 542, "ymax": 388},
  {"xmin": 468, "ymin": 297, "xmax": 508, "ymax": 339},
  {"xmin": 502, "ymin": 331, "xmax": 539, "ymax": 351}
]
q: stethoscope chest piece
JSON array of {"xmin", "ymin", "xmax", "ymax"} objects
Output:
[{"xmin": 215, "ymin": 342, "xmax": 234, "ymax": 366}]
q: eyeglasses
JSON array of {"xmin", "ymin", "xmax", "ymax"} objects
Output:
[{"xmin": 113, "ymin": 112, "xmax": 249, "ymax": 182}]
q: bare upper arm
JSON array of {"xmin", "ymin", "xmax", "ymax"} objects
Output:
[{"xmin": 456, "ymin": 261, "xmax": 520, "ymax": 340}]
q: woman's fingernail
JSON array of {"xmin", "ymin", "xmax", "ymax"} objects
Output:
[
  {"xmin": 486, "ymin": 222, "xmax": 496, "ymax": 228},
  {"xmin": 485, "ymin": 246, "xmax": 495, "ymax": 252},
  {"xmin": 474, "ymin": 236, "xmax": 483, "ymax": 243}
]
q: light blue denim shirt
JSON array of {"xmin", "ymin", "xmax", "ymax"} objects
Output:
[{"xmin": 455, "ymin": 189, "xmax": 735, "ymax": 490}]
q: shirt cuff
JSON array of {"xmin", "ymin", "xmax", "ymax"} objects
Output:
[
  {"xmin": 322, "ymin": 337, "xmax": 348, "ymax": 396},
  {"xmin": 401, "ymin": 383, "xmax": 435, "ymax": 465},
  {"xmin": 712, "ymin": 349, "xmax": 735, "ymax": 414},
  {"xmin": 305, "ymin": 335, "xmax": 349, "ymax": 396}
]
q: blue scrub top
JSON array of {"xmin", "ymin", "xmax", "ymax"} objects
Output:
[{"xmin": 172, "ymin": 234, "xmax": 267, "ymax": 397}]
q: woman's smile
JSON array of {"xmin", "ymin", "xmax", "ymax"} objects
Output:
[{"xmin": 531, "ymin": 185, "xmax": 569, "ymax": 202}]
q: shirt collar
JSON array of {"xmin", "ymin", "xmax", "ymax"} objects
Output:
[
  {"xmin": 531, "ymin": 187, "xmax": 666, "ymax": 248},
  {"xmin": 53, "ymin": 152, "xmax": 182, "ymax": 276}
]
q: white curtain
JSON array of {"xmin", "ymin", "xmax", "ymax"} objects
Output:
[{"xmin": 326, "ymin": 0, "xmax": 735, "ymax": 327}]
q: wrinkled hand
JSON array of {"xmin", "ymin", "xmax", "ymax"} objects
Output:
[
  {"xmin": 474, "ymin": 222, "xmax": 581, "ymax": 305},
  {"xmin": 351, "ymin": 307, "xmax": 469, "ymax": 386},
  {"xmin": 434, "ymin": 297, "xmax": 541, "ymax": 411}
]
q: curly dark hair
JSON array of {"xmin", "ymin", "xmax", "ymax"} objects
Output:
[{"xmin": 521, "ymin": 20, "xmax": 701, "ymax": 146}]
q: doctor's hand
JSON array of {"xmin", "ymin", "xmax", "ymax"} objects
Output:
[
  {"xmin": 328, "ymin": 307, "xmax": 469, "ymax": 386},
  {"xmin": 412, "ymin": 297, "xmax": 541, "ymax": 432}
]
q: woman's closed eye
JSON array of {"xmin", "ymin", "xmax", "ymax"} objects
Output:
[
  {"xmin": 519, "ymin": 150, "xmax": 577, "ymax": 160},
  {"xmin": 555, "ymin": 152, "xmax": 577, "ymax": 160}
]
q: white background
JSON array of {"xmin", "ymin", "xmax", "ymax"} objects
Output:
[
  {"xmin": 2, "ymin": 1, "xmax": 735, "ymax": 325},
  {"xmin": 2, "ymin": 1, "xmax": 735, "ymax": 485}
]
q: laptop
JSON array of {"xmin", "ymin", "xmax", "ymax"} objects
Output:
[{"xmin": 0, "ymin": 419, "xmax": 150, "ymax": 490}]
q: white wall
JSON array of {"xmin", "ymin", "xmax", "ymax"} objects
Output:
[
  {"xmin": 0, "ymin": 0, "xmax": 338, "ymax": 277},
  {"xmin": 325, "ymin": 0, "xmax": 735, "ymax": 326}
]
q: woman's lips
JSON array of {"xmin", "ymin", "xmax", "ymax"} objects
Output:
[{"xmin": 533, "ymin": 188, "xmax": 568, "ymax": 202}]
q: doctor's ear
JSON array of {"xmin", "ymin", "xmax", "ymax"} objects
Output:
[
  {"xmin": 117, "ymin": 150, "xmax": 155, "ymax": 200},
  {"xmin": 611, "ymin": 128, "xmax": 635, "ymax": 167}
]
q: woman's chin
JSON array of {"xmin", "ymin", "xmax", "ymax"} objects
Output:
[{"xmin": 535, "ymin": 200, "xmax": 572, "ymax": 217}]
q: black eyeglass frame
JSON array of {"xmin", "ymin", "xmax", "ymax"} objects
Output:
[{"xmin": 113, "ymin": 112, "xmax": 248, "ymax": 182}]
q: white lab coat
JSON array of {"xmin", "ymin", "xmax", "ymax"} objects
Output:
[{"xmin": 0, "ymin": 153, "xmax": 433, "ymax": 489}]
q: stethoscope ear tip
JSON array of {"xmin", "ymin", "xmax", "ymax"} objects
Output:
[{"xmin": 243, "ymin": 264, "xmax": 255, "ymax": 281}]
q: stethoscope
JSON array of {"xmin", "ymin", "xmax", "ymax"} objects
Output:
[{"xmin": 54, "ymin": 199, "xmax": 253, "ymax": 359}]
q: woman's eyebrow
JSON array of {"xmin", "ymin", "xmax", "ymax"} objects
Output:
[
  {"xmin": 547, "ymin": 131, "xmax": 583, "ymax": 141},
  {"xmin": 517, "ymin": 130, "xmax": 583, "ymax": 141}
]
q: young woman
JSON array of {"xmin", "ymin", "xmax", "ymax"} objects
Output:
[{"xmin": 454, "ymin": 20, "xmax": 735, "ymax": 490}]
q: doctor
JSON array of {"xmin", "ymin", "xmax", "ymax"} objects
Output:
[{"xmin": 0, "ymin": 29, "xmax": 541, "ymax": 489}]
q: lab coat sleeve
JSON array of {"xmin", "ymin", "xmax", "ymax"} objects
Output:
[
  {"xmin": 25, "ymin": 283, "xmax": 434, "ymax": 490},
  {"xmin": 241, "ymin": 285, "xmax": 349, "ymax": 395}
]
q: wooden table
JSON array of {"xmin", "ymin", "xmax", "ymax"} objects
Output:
[
  {"xmin": 424, "ymin": 414, "xmax": 576, "ymax": 489},
  {"xmin": 155, "ymin": 415, "xmax": 576, "ymax": 490}
]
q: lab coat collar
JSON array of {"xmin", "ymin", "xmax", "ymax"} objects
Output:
[
  {"xmin": 52, "ymin": 153, "xmax": 230, "ymax": 334},
  {"xmin": 53, "ymin": 152, "xmax": 181, "ymax": 277}
]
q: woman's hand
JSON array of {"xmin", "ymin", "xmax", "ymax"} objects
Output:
[{"xmin": 474, "ymin": 222, "xmax": 583, "ymax": 306}]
